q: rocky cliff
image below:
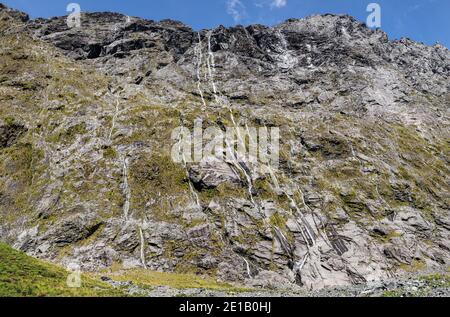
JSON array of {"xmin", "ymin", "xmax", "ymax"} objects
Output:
[{"xmin": 0, "ymin": 3, "xmax": 449, "ymax": 290}]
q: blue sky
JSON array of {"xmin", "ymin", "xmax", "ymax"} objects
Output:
[{"xmin": 3, "ymin": 0, "xmax": 449, "ymax": 48}]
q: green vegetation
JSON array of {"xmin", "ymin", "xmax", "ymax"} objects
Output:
[
  {"xmin": 269, "ymin": 212, "xmax": 287, "ymax": 230},
  {"xmin": 381, "ymin": 274, "xmax": 450, "ymax": 297},
  {"xmin": 129, "ymin": 152, "xmax": 191, "ymax": 222},
  {"xmin": 3, "ymin": 116, "xmax": 15, "ymax": 126},
  {"xmin": 375, "ymin": 230, "xmax": 402, "ymax": 244},
  {"xmin": 419, "ymin": 274, "xmax": 450, "ymax": 288},
  {"xmin": 0, "ymin": 143, "xmax": 34, "ymax": 222},
  {"xmin": 104, "ymin": 269, "xmax": 249, "ymax": 293},
  {"xmin": 198, "ymin": 182, "xmax": 248, "ymax": 201},
  {"xmin": 399, "ymin": 259, "xmax": 427, "ymax": 273},
  {"xmin": 0, "ymin": 242, "xmax": 251, "ymax": 296},
  {"xmin": 46, "ymin": 122, "xmax": 88, "ymax": 144},
  {"xmin": 381, "ymin": 290, "xmax": 402, "ymax": 297},
  {"xmin": 0, "ymin": 242, "xmax": 125, "ymax": 297},
  {"xmin": 103, "ymin": 146, "xmax": 117, "ymax": 159}
]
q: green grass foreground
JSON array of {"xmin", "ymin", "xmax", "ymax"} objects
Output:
[
  {"xmin": 0, "ymin": 242, "xmax": 125, "ymax": 297},
  {"xmin": 101, "ymin": 268, "xmax": 249, "ymax": 293},
  {"xmin": 0, "ymin": 242, "xmax": 249, "ymax": 297}
]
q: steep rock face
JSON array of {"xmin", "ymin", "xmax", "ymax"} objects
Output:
[{"xmin": 0, "ymin": 4, "xmax": 449, "ymax": 290}]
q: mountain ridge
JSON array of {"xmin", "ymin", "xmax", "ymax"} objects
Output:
[{"xmin": 0, "ymin": 3, "xmax": 449, "ymax": 292}]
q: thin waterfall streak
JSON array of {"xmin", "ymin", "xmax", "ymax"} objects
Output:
[
  {"xmin": 207, "ymin": 32, "xmax": 218, "ymax": 100},
  {"xmin": 224, "ymin": 138, "xmax": 257, "ymax": 209},
  {"xmin": 138, "ymin": 225, "xmax": 147, "ymax": 269},
  {"xmin": 264, "ymin": 160, "xmax": 315, "ymax": 246},
  {"xmin": 203, "ymin": 31, "xmax": 322, "ymax": 271},
  {"xmin": 284, "ymin": 192, "xmax": 315, "ymax": 246},
  {"xmin": 196, "ymin": 32, "xmax": 207, "ymax": 108},
  {"xmin": 294, "ymin": 182, "xmax": 332, "ymax": 248},
  {"xmin": 242, "ymin": 257, "xmax": 252, "ymax": 279},
  {"xmin": 297, "ymin": 253, "xmax": 309, "ymax": 272},
  {"xmin": 178, "ymin": 131, "xmax": 201, "ymax": 208},
  {"xmin": 108, "ymin": 98, "xmax": 120, "ymax": 141},
  {"xmin": 203, "ymin": 30, "xmax": 260, "ymax": 214},
  {"xmin": 122, "ymin": 155, "xmax": 131, "ymax": 220}
]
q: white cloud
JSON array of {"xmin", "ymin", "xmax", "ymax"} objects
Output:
[
  {"xmin": 227, "ymin": 0, "xmax": 246, "ymax": 22},
  {"xmin": 271, "ymin": 0, "xmax": 287, "ymax": 8},
  {"xmin": 226, "ymin": 0, "xmax": 286, "ymax": 23}
]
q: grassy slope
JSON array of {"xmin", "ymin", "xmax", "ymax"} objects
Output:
[
  {"xmin": 0, "ymin": 242, "xmax": 125, "ymax": 297},
  {"xmin": 382, "ymin": 274, "xmax": 450, "ymax": 297},
  {"xmin": 101, "ymin": 269, "xmax": 248, "ymax": 293},
  {"xmin": 0, "ymin": 243, "xmax": 248, "ymax": 297}
]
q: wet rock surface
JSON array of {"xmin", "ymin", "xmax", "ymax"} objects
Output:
[{"xmin": 0, "ymin": 4, "xmax": 449, "ymax": 293}]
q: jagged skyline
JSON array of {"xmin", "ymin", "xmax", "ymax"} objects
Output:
[
  {"xmin": 2, "ymin": 0, "xmax": 449, "ymax": 48},
  {"xmin": 0, "ymin": 2, "xmax": 449, "ymax": 297}
]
